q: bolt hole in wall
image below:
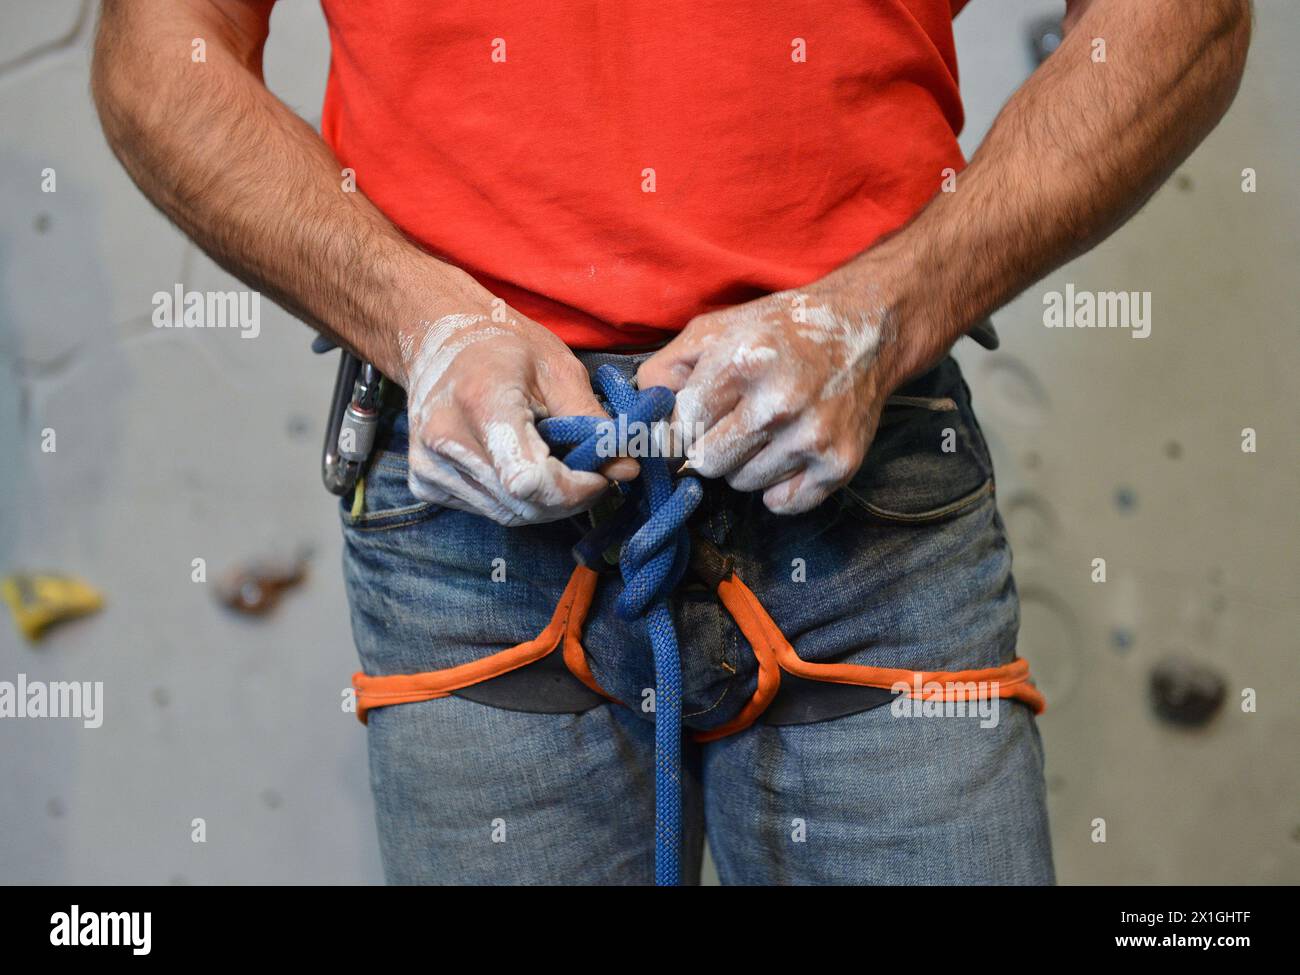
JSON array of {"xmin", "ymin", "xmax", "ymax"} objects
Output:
[{"xmin": 0, "ymin": 0, "xmax": 1295, "ymax": 887}]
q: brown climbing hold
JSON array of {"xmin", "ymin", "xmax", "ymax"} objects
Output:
[{"xmin": 216, "ymin": 558, "xmax": 308, "ymax": 616}]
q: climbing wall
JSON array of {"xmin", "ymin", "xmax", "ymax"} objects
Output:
[
  {"xmin": 0, "ymin": 0, "xmax": 383, "ymax": 884},
  {"xmin": 0, "ymin": 0, "xmax": 1294, "ymax": 884},
  {"xmin": 952, "ymin": 0, "xmax": 1299, "ymax": 884}
]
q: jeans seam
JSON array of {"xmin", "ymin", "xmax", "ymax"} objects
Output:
[{"xmin": 842, "ymin": 478, "xmax": 994, "ymax": 524}]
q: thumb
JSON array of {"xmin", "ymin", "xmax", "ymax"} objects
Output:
[
  {"xmin": 541, "ymin": 362, "xmax": 640, "ymax": 482},
  {"xmin": 636, "ymin": 326, "xmax": 708, "ymax": 392}
]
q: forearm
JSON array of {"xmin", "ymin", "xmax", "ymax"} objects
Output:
[
  {"xmin": 849, "ymin": 0, "xmax": 1251, "ymax": 381},
  {"xmin": 91, "ymin": 0, "xmax": 479, "ymax": 381}
]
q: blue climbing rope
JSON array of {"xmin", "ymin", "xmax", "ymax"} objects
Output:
[{"xmin": 538, "ymin": 365, "xmax": 703, "ymax": 886}]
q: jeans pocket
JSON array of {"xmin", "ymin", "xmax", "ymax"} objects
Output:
[
  {"xmin": 339, "ymin": 450, "xmax": 443, "ymax": 532},
  {"xmin": 840, "ymin": 361, "xmax": 995, "ymax": 525}
]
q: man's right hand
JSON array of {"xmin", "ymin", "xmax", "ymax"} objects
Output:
[
  {"xmin": 90, "ymin": 2, "xmax": 635, "ymax": 527},
  {"xmin": 398, "ymin": 306, "xmax": 637, "ymax": 526}
]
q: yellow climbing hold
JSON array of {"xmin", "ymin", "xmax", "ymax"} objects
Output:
[{"xmin": 1, "ymin": 573, "xmax": 105, "ymax": 641}]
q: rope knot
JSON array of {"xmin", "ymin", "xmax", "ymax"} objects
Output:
[{"xmin": 539, "ymin": 366, "xmax": 702, "ymax": 620}]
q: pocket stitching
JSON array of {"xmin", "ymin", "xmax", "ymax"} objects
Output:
[
  {"xmin": 341, "ymin": 454, "xmax": 441, "ymax": 531},
  {"xmin": 842, "ymin": 477, "xmax": 993, "ymax": 525},
  {"xmin": 342, "ymin": 503, "xmax": 440, "ymax": 533},
  {"xmin": 343, "ymin": 512, "xmax": 439, "ymax": 535}
]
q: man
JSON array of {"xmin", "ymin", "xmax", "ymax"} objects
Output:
[{"xmin": 92, "ymin": 0, "xmax": 1250, "ymax": 884}]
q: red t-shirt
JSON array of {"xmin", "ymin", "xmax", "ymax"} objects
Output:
[{"xmin": 320, "ymin": 1, "xmax": 970, "ymax": 350}]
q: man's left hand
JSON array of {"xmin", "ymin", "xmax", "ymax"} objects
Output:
[{"xmin": 637, "ymin": 273, "xmax": 915, "ymax": 515}]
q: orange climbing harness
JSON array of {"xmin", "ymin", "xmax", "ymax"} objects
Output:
[{"xmin": 351, "ymin": 559, "xmax": 1045, "ymax": 735}]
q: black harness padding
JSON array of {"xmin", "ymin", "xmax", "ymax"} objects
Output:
[
  {"xmin": 759, "ymin": 671, "xmax": 896, "ymax": 726},
  {"xmin": 453, "ymin": 644, "xmax": 607, "ymax": 714}
]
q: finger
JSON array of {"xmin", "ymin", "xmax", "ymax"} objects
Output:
[
  {"xmin": 684, "ymin": 405, "xmax": 772, "ymax": 479},
  {"xmin": 762, "ymin": 464, "xmax": 840, "ymax": 515},
  {"xmin": 413, "ymin": 395, "xmax": 570, "ymax": 524},
  {"xmin": 725, "ymin": 428, "xmax": 805, "ymax": 493},
  {"xmin": 518, "ymin": 419, "xmax": 612, "ymax": 502},
  {"xmin": 762, "ymin": 469, "xmax": 811, "ymax": 514},
  {"xmin": 409, "ymin": 434, "xmax": 520, "ymax": 523},
  {"xmin": 476, "ymin": 405, "xmax": 609, "ymax": 520},
  {"xmin": 669, "ymin": 344, "xmax": 750, "ymax": 444},
  {"xmin": 595, "ymin": 457, "xmax": 640, "ymax": 481},
  {"xmin": 685, "ymin": 379, "xmax": 803, "ymax": 478},
  {"xmin": 540, "ymin": 363, "xmax": 641, "ymax": 482},
  {"xmin": 636, "ymin": 325, "xmax": 713, "ymax": 391}
]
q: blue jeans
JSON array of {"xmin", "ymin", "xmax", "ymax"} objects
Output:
[{"xmin": 340, "ymin": 353, "xmax": 1054, "ymax": 884}]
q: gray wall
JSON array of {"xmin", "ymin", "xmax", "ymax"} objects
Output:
[{"xmin": 0, "ymin": 0, "xmax": 1294, "ymax": 884}]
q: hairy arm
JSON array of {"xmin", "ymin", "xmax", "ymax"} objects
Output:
[
  {"xmin": 871, "ymin": 0, "xmax": 1253, "ymax": 376},
  {"xmin": 91, "ymin": 0, "xmax": 464, "ymax": 380},
  {"xmin": 93, "ymin": 0, "xmax": 630, "ymax": 524},
  {"xmin": 640, "ymin": 0, "xmax": 1252, "ymax": 513}
]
